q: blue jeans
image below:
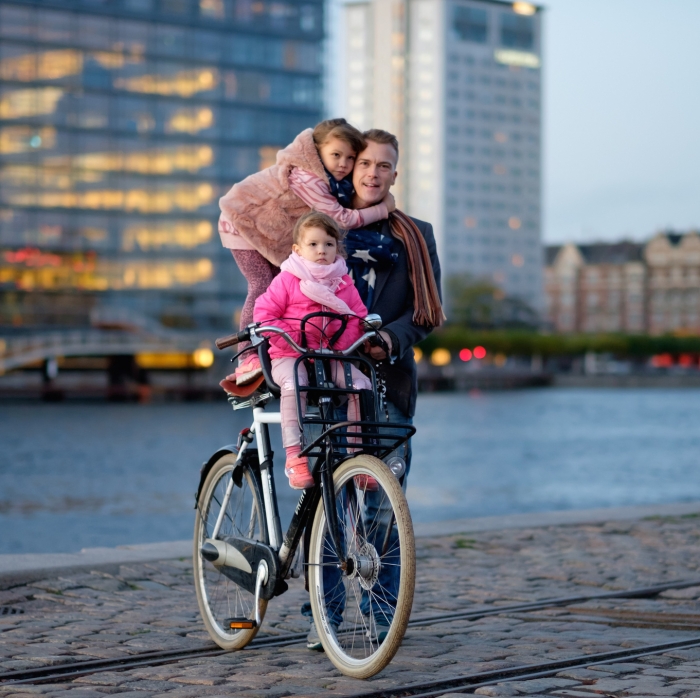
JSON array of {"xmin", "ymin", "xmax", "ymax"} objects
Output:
[{"xmin": 302, "ymin": 399, "xmax": 412, "ymax": 628}]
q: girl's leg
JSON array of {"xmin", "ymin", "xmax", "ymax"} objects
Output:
[
  {"xmin": 229, "ymin": 250, "xmax": 278, "ymax": 382},
  {"xmin": 231, "ymin": 249, "xmax": 277, "ymax": 331},
  {"xmin": 271, "ymin": 358, "xmax": 313, "ymax": 489}
]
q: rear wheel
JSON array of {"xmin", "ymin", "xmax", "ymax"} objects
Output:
[
  {"xmin": 193, "ymin": 452, "xmax": 268, "ymax": 650},
  {"xmin": 308, "ymin": 454, "xmax": 415, "ymax": 678}
]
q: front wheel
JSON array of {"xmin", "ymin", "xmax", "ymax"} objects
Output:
[
  {"xmin": 308, "ymin": 454, "xmax": 415, "ymax": 678},
  {"xmin": 193, "ymin": 452, "xmax": 268, "ymax": 650}
]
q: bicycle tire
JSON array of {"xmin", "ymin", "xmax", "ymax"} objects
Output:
[
  {"xmin": 193, "ymin": 452, "xmax": 268, "ymax": 650},
  {"xmin": 308, "ymin": 454, "xmax": 415, "ymax": 678}
]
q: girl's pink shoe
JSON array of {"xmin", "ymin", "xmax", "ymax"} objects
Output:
[
  {"xmin": 285, "ymin": 455, "xmax": 314, "ymax": 489},
  {"xmin": 235, "ymin": 356, "xmax": 263, "ymax": 385}
]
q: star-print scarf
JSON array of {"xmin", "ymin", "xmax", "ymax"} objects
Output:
[
  {"xmin": 325, "ymin": 167, "xmax": 355, "ymax": 208},
  {"xmin": 344, "ymin": 225, "xmax": 398, "ymax": 309}
]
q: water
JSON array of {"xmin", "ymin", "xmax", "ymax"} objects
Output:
[{"xmin": 2, "ymin": 388, "xmax": 700, "ymax": 555}]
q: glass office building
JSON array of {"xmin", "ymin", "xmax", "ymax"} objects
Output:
[
  {"xmin": 0, "ymin": 0, "xmax": 323, "ymax": 333},
  {"xmin": 343, "ymin": 0, "xmax": 543, "ymax": 311}
]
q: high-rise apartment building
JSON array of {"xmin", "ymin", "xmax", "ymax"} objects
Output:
[
  {"xmin": 342, "ymin": 0, "xmax": 543, "ymax": 310},
  {"xmin": 0, "ymin": 0, "xmax": 323, "ymax": 334}
]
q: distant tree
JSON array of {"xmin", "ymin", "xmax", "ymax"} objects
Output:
[{"xmin": 447, "ymin": 274, "xmax": 539, "ymax": 329}]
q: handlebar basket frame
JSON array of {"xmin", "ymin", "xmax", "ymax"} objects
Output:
[{"xmin": 293, "ymin": 352, "xmax": 415, "ymax": 461}]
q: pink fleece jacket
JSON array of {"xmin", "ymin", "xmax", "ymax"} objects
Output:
[
  {"xmin": 253, "ymin": 271, "xmax": 368, "ymax": 359},
  {"xmin": 218, "ymin": 129, "xmax": 388, "ymax": 264}
]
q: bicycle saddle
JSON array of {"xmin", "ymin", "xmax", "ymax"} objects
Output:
[{"xmin": 219, "ymin": 374, "xmax": 265, "ymax": 397}]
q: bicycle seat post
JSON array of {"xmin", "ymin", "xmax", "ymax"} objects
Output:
[{"xmin": 252, "ymin": 406, "xmax": 283, "ymax": 550}]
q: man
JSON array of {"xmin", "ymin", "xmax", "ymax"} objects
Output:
[{"xmin": 304, "ymin": 128, "xmax": 443, "ymax": 649}]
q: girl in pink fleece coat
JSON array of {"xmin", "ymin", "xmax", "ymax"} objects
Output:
[
  {"xmin": 253, "ymin": 211, "xmax": 372, "ymax": 490},
  {"xmin": 219, "ymin": 118, "xmax": 393, "ymax": 386}
]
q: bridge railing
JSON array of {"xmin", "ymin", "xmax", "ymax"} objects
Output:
[{"xmin": 0, "ymin": 329, "xmax": 205, "ymax": 373}]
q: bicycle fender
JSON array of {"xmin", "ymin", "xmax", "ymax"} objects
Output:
[{"xmin": 194, "ymin": 445, "xmax": 238, "ymax": 508}]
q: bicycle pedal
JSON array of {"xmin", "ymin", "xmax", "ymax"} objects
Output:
[{"xmin": 227, "ymin": 617, "xmax": 257, "ymax": 630}]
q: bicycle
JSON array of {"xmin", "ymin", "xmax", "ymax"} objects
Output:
[{"xmin": 192, "ymin": 312, "xmax": 416, "ymax": 678}]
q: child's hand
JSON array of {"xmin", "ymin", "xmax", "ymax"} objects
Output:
[{"xmin": 383, "ymin": 192, "xmax": 396, "ymax": 213}]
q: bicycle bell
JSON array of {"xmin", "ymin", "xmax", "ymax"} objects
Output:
[
  {"xmin": 385, "ymin": 456, "xmax": 406, "ymax": 479},
  {"xmin": 364, "ymin": 313, "xmax": 382, "ymax": 330}
]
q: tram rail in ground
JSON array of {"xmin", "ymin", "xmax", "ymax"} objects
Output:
[{"xmin": 2, "ymin": 576, "xmax": 700, "ymax": 687}]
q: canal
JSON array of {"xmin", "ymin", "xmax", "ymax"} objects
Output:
[{"xmin": 2, "ymin": 388, "xmax": 700, "ymax": 554}]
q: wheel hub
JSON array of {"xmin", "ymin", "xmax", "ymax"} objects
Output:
[{"xmin": 347, "ymin": 543, "xmax": 380, "ymax": 590}]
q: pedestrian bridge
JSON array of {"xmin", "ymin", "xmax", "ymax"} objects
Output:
[{"xmin": 0, "ymin": 329, "xmax": 204, "ymax": 374}]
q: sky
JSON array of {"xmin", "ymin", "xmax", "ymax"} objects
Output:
[
  {"xmin": 329, "ymin": 0, "xmax": 700, "ymax": 246},
  {"xmin": 542, "ymin": 0, "xmax": 700, "ymax": 244}
]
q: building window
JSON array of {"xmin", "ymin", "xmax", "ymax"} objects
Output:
[
  {"xmin": 453, "ymin": 6, "xmax": 488, "ymax": 43},
  {"xmin": 500, "ymin": 13, "xmax": 534, "ymax": 49}
]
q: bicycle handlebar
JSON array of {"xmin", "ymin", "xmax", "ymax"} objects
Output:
[
  {"xmin": 214, "ymin": 317, "xmax": 383, "ymax": 357},
  {"xmin": 214, "ymin": 328, "xmax": 252, "ymax": 350}
]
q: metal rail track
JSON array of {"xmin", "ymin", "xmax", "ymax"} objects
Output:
[
  {"xmin": 341, "ymin": 637, "xmax": 700, "ymax": 698},
  {"xmin": 2, "ymin": 576, "xmax": 700, "ymax": 687}
]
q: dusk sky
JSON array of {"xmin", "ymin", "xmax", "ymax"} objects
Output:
[{"xmin": 543, "ymin": 0, "xmax": 699, "ymax": 244}]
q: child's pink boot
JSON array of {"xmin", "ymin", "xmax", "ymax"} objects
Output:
[
  {"xmin": 234, "ymin": 355, "xmax": 263, "ymax": 386},
  {"xmin": 285, "ymin": 455, "xmax": 314, "ymax": 490}
]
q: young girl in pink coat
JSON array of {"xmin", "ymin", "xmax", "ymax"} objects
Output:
[
  {"xmin": 253, "ymin": 211, "xmax": 372, "ymax": 489},
  {"xmin": 220, "ymin": 119, "xmax": 394, "ymax": 386}
]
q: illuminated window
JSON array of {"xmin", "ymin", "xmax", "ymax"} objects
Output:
[{"xmin": 200, "ymin": 0, "xmax": 225, "ymax": 17}]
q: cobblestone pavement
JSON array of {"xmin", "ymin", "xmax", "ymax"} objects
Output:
[{"xmin": 1, "ymin": 514, "xmax": 700, "ymax": 697}]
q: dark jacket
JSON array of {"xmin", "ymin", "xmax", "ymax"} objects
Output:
[{"xmin": 368, "ymin": 216, "xmax": 442, "ymax": 417}]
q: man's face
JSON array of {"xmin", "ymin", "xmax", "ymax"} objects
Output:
[{"xmin": 352, "ymin": 141, "xmax": 398, "ymax": 207}]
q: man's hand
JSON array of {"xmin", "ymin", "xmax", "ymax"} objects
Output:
[
  {"xmin": 364, "ymin": 331, "xmax": 392, "ymax": 360},
  {"xmin": 383, "ymin": 192, "xmax": 396, "ymax": 213}
]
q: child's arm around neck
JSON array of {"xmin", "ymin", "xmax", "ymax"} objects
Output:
[{"xmin": 289, "ymin": 168, "xmax": 389, "ymax": 230}]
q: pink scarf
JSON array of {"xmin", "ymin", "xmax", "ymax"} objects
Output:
[{"xmin": 280, "ymin": 252, "xmax": 356, "ymax": 315}]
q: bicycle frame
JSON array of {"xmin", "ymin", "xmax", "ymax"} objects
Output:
[{"xmin": 210, "ymin": 315, "xmax": 414, "ymax": 592}]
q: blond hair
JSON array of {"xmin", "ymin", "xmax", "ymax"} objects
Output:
[
  {"xmin": 293, "ymin": 211, "xmax": 346, "ymax": 258},
  {"xmin": 363, "ymin": 128, "xmax": 399, "ymax": 161}
]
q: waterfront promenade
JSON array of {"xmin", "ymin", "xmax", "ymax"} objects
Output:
[{"xmin": 3, "ymin": 502, "xmax": 700, "ymax": 697}]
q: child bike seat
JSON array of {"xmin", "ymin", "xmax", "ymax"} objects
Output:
[{"xmin": 257, "ymin": 339, "xmax": 281, "ymax": 399}]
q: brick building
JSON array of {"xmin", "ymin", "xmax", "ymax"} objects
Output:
[
  {"xmin": 645, "ymin": 232, "xmax": 700, "ymax": 335},
  {"xmin": 545, "ymin": 232, "xmax": 700, "ymax": 335},
  {"xmin": 545, "ymin": 241, "xmax": 645, "ymax": 333}
]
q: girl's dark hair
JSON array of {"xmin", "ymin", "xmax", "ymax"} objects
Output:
[
  {"xmin": 312, "ymin": 118, "xmax": 365, "ymax": 155},
  {"xmin": 293, "ymin": 211, "xmax": 346, "ymax": 258}
]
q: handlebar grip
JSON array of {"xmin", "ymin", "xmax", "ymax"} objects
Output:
[{"xmin": 215, "ymin": 328, "xmax": 250, "ymax": 350}]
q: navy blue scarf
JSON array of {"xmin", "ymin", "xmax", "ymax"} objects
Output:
[
  {"xmin": 344, "ymin": 224, "xmax": 398, "ymax": 309},
  {"xmin": 325, "ymin": 167, "xmax": 354, "ymax": 208}
]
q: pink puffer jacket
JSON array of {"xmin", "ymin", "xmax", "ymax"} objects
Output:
[{"xmin": 253, "ymin": 271, "xmax": 368, "ymax": 359}]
